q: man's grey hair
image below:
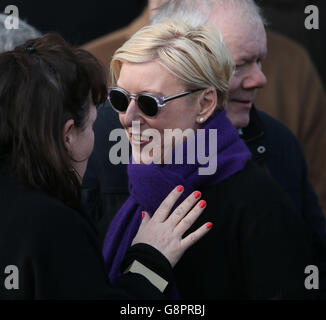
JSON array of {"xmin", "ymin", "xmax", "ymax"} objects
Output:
[
  {"xmin": 0, "ymin": 14, "xmax": 42, "ymax": 52},
  {"xmin": 151, "ymin": 0, "xmax": 267, "ymax": 27}
]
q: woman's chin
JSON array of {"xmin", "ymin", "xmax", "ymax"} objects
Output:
[{"xmin": 131, "ymin": 151, "xmax": 163, "ymax": 165}]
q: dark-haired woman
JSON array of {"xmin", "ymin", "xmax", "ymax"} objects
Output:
[{"xmin": 0, "ymin": 33, "xmax": 211, "ymax": 299}]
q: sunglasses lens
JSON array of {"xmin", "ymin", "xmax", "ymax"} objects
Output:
[
  {"xmin": 138, "ymin": 95, "xmax": 158, "ymax": 117},
  {"xmin": 109, "ymin": 89, "xmax": 129, "ymax": 112}
]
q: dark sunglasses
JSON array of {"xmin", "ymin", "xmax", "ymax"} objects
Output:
[{"xmin": 107, "ymin": 86, "xmax": 204, "ymax": 117}]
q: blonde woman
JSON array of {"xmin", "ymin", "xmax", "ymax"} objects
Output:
[{"xmin": 100, "ymin": 20, "xmax": 314, "ymax": 299}]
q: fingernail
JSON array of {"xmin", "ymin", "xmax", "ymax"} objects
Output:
[
  {"xmin": 194, "ymin": 191, "xmax": 201, "ymax": 199},
  {"xmin": 141, "ymin": 211, "xmax": 146, "ymax": 219},
  {"xmin": 177, "ymin": 185, "xmax": 184, "ymax": 192},
  {"xmin": 206, "ymin": 222, "xmax": 213, "ymax": 229},
  {"xmin": 199, "ymin": 200, "xmax": 206, "ymax": 208}
]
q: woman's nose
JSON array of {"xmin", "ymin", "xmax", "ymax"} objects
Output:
[{"xmin": 123, "ymin": 99, "xmax": 144, "ymax": 128}]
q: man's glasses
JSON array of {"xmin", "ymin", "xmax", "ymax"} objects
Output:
[{"xmin": 107, "ymin": 86, "xmax": 204, "ymax": 117}]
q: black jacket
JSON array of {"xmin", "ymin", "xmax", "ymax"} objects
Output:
[
  {"xmin": 243, "ymin": 106, "xmax": 325, "ymax": 243},
  {"xmin": 243, "ymin": 107, "xmax": 326, "ymax": 291},
  {"xmin": 175, "ymin": 161, "xmax": 314, "ymax": 299},
  {"xmin": 0, "ymin": 174, "xmax": 173, "ymax": 300}
]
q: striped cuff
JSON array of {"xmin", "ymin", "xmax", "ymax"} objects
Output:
[{"xmin": 124, "ymin": 260, "xmax": 169, "ymax": 293}]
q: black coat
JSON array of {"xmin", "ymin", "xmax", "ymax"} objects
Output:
[
  {"xmin": 243, "ymin": 106, "xmax": 325, "ymax": 246},
  {"xmin": 0, "ymin": 174, "xmax": 172, "ymax": 300},
  {"xmin": 243, "ymin": 107, "xmax": 326, "ymax": 295},
  {"xmin": 174, "ymin": 161, "xmax": 314, "ymax": 299}
]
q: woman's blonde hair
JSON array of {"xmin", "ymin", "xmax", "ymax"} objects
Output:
[{"xmin": 110, "ymin": 20, "xmax": 234, "ymax": 109}]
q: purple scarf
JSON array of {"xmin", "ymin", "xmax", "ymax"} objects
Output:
[{"xmin": 102, "ymin": 110, "xmax": 251, "ymax": 294}]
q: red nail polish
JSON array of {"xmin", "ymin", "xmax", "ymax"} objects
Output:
[
  {"xmin": 141, "ymin": 211, "xmax": 146, "ymax": 219},
  {"xmin": 199, "ymin": 200, "xmax": 206, "ymax": 208},
  {"xmin": 206, "ymin": 222, "xmax": 213, "ymax": 229},
  {"xmin": 194, "ymin": 191, "xmax": 201, "ymax": 199},
  {"xmin": 177, "ymin": 185, "xmax": 184, "ymax": 192}
]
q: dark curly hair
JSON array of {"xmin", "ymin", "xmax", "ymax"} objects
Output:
[{"xmin": 0, "ymin": 33, "xmax": 107, "ymax": 210}]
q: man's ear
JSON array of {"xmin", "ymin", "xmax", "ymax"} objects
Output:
[
  {"xmin": 196, "ymin": 87, "xmax": 218, "ymax": 124},
  {"xmin": 62, "ymin": 119, "xmax": 75, "ymax": 151}
]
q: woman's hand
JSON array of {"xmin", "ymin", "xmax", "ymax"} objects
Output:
[{"xmin": 131, "ymin": 185, "xmax": 212, "ymax": 268}]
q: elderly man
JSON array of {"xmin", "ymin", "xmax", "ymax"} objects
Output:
[{"xmin": 82, "ymin": 0, "xmax": 325, "ymax": 298}]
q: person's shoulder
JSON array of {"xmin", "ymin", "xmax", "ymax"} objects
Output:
[
  {"xmin": 0, "ymin": 176, "xmax": 100, "ymax": 264},
  {"xmin": 267, "ymin": 30, "xmax": 311, "ymax": 63},
  {"xmin": 257, "ymin": 109, "xmax": 295, "ymax": 137},
  {"xmin": 266, "ymin": 31, "xmax": 317, "ymax": 78},
  {"xmin": 25, "ymin": 187, "xmax": 76, "ymax": 220},
  {"xmin": 257, "ymin": 110, "xmax": 302, "ymax": 150},
  {"xmin": 224, "ymin": 161, "xmax": 285, "ymax": 193},
  {"xmin": 204, "ymin": 161, "xmax": 294, "ymax": 211},
  {"xmin": 0, "ymin": 176, "xmax": 86, "ymax": 232},
  {"xmin": 201, "ymin": 161, "xmax": 304, "ymax": 235}
]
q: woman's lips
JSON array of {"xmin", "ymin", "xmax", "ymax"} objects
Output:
[{"xmin": 130, "ymin": 133, "xmax": 153, "ymax": 146}]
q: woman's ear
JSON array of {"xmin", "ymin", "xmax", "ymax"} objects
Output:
[
  {"xmin": 62, "ymin": 119, "xmax": 76, "ymax": 151},
  {"xmin": 196, "ymin": 87, "xmax": 218, "ymax": 124}
]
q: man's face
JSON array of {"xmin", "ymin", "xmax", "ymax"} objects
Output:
[{"xmin": 210, "ymin": 13, "xmax": 268, "ymax": 129}]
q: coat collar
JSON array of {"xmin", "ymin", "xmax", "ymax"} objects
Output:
[{"xmin": 240, "ymin": 105, "xmax": 269, "ymax": 164}]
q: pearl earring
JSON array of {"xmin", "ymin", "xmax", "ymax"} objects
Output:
[{"xmin": 199, "ymin": 117, "xmax": 204, "ymax": 123}]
